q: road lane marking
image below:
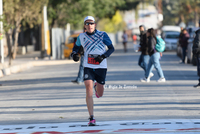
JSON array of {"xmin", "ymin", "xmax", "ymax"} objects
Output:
[{"xmin": 1, "ymin": 119, "xmax": 200, "ymax": 133}]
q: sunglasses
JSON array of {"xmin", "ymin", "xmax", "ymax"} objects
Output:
[{"xmin": 85, "ymin": 22, "xmax": 95, "ymax": 26}]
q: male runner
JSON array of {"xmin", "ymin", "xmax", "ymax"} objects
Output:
[{"xmin": 71, "ymin": 16, "xmax": 115, "ymax": 126}]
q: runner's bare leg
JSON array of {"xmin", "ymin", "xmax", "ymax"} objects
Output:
[
  {"xmin": 96, "ymin": 82, "xmax": 104, "ymax": 97},
  {"xmin": 84, "ymin": 80, "xmax": 94, "ymax": 116}
]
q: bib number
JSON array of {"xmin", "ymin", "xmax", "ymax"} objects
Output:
[{"xmin": 88, "ymin": 54, "xmax": 100, "ymax": 65}]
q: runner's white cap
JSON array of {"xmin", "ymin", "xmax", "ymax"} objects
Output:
[{"xmin": 84, "ymin": 16, "xmax": 95, "ymax": 22}]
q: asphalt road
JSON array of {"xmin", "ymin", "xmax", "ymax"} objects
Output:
[{"xmin": 0, "ymin": 43, "xmax": 199, "ymax": 126}]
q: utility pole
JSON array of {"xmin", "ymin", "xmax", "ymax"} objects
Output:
[
  {"xmin": 41, "ymin": 5, "xmax": 50, "ymax": 58},
  {"xmin": 142, "ymin": 0, "xmax": 144, "ymax": 25},
  {"xmin": 0, "ymin": 0, "xmax": 3, "ymax": 63},
  {"xmin": 157, "ymin": 0, "xmax": 163, "ymax": 28}
]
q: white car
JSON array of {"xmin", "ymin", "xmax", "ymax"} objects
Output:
[{"xmin": 164, "ymin": 32, "xmax": 180, "ymax": 51}]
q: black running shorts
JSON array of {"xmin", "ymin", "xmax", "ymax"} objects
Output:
[{"xmin": 84, "ymin": 67, "xmax": 107, "ymax": 85}]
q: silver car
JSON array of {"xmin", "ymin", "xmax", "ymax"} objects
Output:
[{"xmin": 164, "ymin": 32, "xmax": 180, "ymax": 51}]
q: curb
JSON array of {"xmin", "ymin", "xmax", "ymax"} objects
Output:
[
  {"xmin": 1, "ymin": 62, "xmax": 33, "ymax": 77},
  {"xmin": 0, "ymin": 60, "xmax": 77, "ymax": 78}
]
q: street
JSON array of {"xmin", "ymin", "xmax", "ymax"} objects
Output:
[{"xmin": 0, "ymin": 43, "xmax": 200, "ymax": 133}]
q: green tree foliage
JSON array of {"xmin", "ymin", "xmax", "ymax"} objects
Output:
[
  {"xmin": 97, "ymin": 10, "xmax": 126, "ymax": 33},
  {"xmin": 117, "ymin": 0, "xmax": 140, "ymax": 11},
  {"xmin": 47, "ymin": 0, "xmax": 66, "ymax": 28},
  {"xmin": 47, "ymin": 0, "xmax": 146, "ymax": 30},
  {"xmin": 162, "ymin": 0, "xmax": 200, "ymax": 26},
  {"xmin": 63, "ymin": 0, "xmax": 125, "ymax": 29},
  {"xmin": 2, "ymin": 0, "xmax": 48, "ymax": 65}
]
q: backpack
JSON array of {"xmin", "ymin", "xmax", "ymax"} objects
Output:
[{"xmin": 155, "ymin": 36, "xmax": 165, "ymax": 52}]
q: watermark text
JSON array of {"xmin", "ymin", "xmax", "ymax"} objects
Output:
[{"xmin": 104, "ymin": 84, "xmax": 137, "ymax": 89}]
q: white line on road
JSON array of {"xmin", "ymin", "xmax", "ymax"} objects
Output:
[{"xmin": 0, "ymin": 119, "xmax": 200, "ymax": 134}]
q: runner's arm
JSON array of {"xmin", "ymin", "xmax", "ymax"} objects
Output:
[
  {"xmin": 103, "ymin": 32, "xmax": 115, "ymax": 58},
  {"xmin": 104, "ymin": 44, "xmax": 115, "ymax": 58}
]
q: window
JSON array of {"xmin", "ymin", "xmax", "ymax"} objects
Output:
[{"xmin": 166, "ymin": 34, "xmax": 179, "ymax": 39}]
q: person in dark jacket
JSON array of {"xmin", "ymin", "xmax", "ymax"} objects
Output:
[
  {"xmin": 141, "ymin": 28, "xmax": 165, "ymax": 82},
  {"xmin": 193, "ymin": 21, "xmax": 200, "ymax": 88},
  {"xmin": 138, "ymin": 25, "xmax": 154, "ymax": 78},
  {"xmin": 71, "ymin": 28, "xmax": 86, "ymax": 84},
  {"xmin": 179, "ymin": 29, "xmax": 190, "ymax": 63}
]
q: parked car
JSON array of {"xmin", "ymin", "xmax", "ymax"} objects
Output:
[
  {"xmin": 164, "ymin": 31, "xmax": 180, "ymax": 51},
  {"xmin": 161, "ymin": 25, "xmax": 181, "ymax": 39},
  {"xmin": 63, "ymin": 33, "xmax": 80, "ymax": 59}
]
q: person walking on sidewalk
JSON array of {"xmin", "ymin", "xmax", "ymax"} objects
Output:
[
  {"xmin": 71, "ymin": 28, "xmax": 86, "ymax": 84},
  {"xmin": 141, "ymin": 28, "xmax": 166, "ymax": 82},
  {"xmin": 138, "ymin": 25, "xmax": 153, "ymax": 78},
  {"xmin": 122, "ymin": 30, "xmax": 128, "ymax": 52},
  {"xmin": 179, "ymin": 29, "xmax": 189, "ymax": 64},
  {"xmin": 71, "ymin": 46, "xmax": 84, "ymax": 84},
  {"xmin": 193, "ymin": 21, "xmax": 200, "ymax": 88},
  {"xmin": 71, "ymin": 16, "xmax": 115, "ymax": 126}
]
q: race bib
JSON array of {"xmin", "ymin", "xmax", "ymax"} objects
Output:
[{"xmin": 88, "ymin": 54, "xmax": 100, "ymax": 65}]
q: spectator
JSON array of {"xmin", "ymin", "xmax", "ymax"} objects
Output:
[
  {"xmin": 179, "ymin": 29, "xmax": 189, "ymax": 64},
  {"xmin": 132, "ymin": 34, "xmax": 137, "ymax": 44},
  {"xmin": 141, "ymin": 28, "xmax": 166, "ymax": 82},
  {"xmin": 192, "ymin": 21, "xmax": 200, "ymax": 88},
  {"xmin": 138, "ymin": 25, "xmax": 153, "ymax": 78},
  {"xmin": 122, "ymin": 30, "xmax": 128, "ymax": 52},
  {"xmin": 71, "ymin": 28, "xmax": 86, "ymax": 84}
]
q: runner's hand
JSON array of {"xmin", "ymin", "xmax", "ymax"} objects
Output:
[
  {"xmin": 94, "ymin": 55, "xmax": 106, "ymax": 63},
  {"xmin": 71, "ymin": 52, "xmax": 79, "ymax": 62}
]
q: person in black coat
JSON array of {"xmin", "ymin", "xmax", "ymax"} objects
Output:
[
  {"xmin": 138, "ymin": 25, "xmax": 153, "ymax": 78},
  {"xmin": 141, "ymin": 28, "xmax": 165, "ymax": 82},
  {"xmin": 193, "ymin": 21, "xmax": 200, "ymax": 88}
]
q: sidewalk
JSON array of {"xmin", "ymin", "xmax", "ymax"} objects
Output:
[{"xmin": 0, "ymin": 51, "xmax": 75, "ymax": 78}]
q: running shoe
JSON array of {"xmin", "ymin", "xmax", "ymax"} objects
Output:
[
  {"xmin": 71, "ymin": 80, "xmax": 82, "ymax": 85},
  {"xmin": 194, "ymin": 83, "xmax": 200, "ymax": 88},
  {"xmin": 149, "ymin": 72, "xmax": 154, "ymax": 78},
  {"xmin": 88, "ymin": 119, "xmax": 96, "ymax": 126},
  {"xmin": 140, "ymin": 77, "xmax": 150, "ymax": 82},
  {"xmin": 94, "ymin": 82, "xmax": 100, "ymax": 98},
  {"xmin": 157, "ymin": 77, "xmax": 166, "ymax": 82}
]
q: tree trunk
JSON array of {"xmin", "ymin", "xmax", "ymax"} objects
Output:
[
  {"xmin": 6, "ymin": 29, "xmax": 13, "ymax": 66},
  {"xmin": 12, "ymin": 18, "xmax": 21, "ymax": 60},
  {"xmin": 194, "ymin": 8, "xmax": 199, "ymax": 27},
  {"xmin": 180, "ymin": 14, "xmax": 185, "ymax": 23},
  {"xmin": 12, "ymin": 26, "xmax": 20, "ymax": 60}
]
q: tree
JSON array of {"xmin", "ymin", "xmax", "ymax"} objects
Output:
[
  {"xmin": 63, "ymin": 0, "xmax": 125, "ymax": 29},
  {"xmin": 2, "ymin": 0, "xmax": 48, "ymax": 65},
  {"xmin": 47, "ymin": 0, "xmax": 139, "ymax": 29},
  {"xmin": 97, "ymin": 10, "xmax": 126, "ymax": 33},
  {"xmin": 186, "ymin": 0, "xmax": 200, "ymax": 27},
  {"xmin": 47, "ymin": 0, "xmax": 66, "ymax": 29},
  {"xmin": 162, "ymin": 0, "xmax": 200, "ymax": 26}
]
